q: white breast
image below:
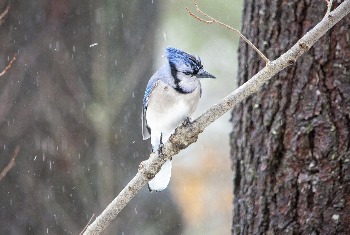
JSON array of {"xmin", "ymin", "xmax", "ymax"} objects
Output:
[{"xmin": 146, "ymin": 80, "xmax": 201, "ymax": 139}]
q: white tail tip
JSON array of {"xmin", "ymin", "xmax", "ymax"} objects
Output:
[{"xmin": 148, "ymin": 160, "xmax": 172, "ymax": 192}]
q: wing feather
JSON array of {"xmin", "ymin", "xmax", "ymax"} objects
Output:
[{"xmin": 142, "ymin": 79, "xmax": 159, "ymax": 140}]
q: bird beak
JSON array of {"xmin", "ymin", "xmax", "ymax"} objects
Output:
[{"xmin": 196, "ymin": 69, "xmax": 216, "ymax": 79}]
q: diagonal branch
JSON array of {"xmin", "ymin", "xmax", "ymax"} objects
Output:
[
  {"xmin": 0, "ymin": 54, "xmax": 17, "ymax": 78},
  {"xmin": 186, "ymin": 0, "xmax": 270, "ymax": 64},
  {"xmin": 83, "ymin": 1, "xmax": 350, "ymax": 234}
]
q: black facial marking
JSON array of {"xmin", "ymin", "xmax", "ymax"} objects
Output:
[{"xmin": 169, "ymin": 62, "xmax": 190, "ymax": 94}]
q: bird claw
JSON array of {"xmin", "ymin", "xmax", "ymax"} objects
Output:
[
  {"xmin": 182, "ymin": 117, "xmax": 192, "ymax": 126},
  {"xmin": 157, "ymin": 142, "xmax": 164, "ymax": 159},
  {"xmin": 157, "ymin": 133, "xmax": 165, "ymax": 159}
]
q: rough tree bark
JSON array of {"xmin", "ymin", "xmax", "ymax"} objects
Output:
[{"xmin": 231, "ymin": 1, "xmax": 350, "ymax": 234}]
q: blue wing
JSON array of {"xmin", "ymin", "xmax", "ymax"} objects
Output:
[
  {"xmin": 142, "ymin": 75, "xmax": 160, "ymax": 140},
  {"xmin": 143, "ymin": 78, "xmax": 156, "ymax": 109}
]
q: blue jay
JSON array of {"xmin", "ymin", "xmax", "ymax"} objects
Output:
[{"xmin": 142, "ymin": 47, "xmax": 215, "ymax": 192}]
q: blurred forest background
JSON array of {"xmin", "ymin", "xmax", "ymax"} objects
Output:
[{"xmin": 0, "ymin": 0, "xmax": 242, "ymax": 234}]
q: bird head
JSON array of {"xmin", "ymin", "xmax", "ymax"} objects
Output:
[{"xmin": 165, "ymin": 47, "xmax": 216, "ymax": 79}]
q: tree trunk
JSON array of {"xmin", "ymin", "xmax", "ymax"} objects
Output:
[{"xmin": 231, "ymin": 1, "xmax": 350, "ymax": 234}]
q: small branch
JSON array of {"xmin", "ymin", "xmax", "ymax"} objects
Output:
[
  {"xmin": 79, "ymin": 214, "xmax": 96, "ymax": 235},
  {"xmin": 83, "ymin": 1, "xmax": 350, "ymax": 234},
  {"xmin": 0, "ymin": 146, "xmax": 20, "ymax": 182},
  {"xmin": 326, "ymin": 0, "xmax": 333, "ymax": 15},
  {"xmin": 186, "ymin": 0, "xmax": 270, "ymax": 64},
  {"xmin": 0, "ymin": 54, "xmax": 17, "ymax": 78},
  {"xmin": 0, "ymin": 3, "xmax": 10, "ymax": 26}
]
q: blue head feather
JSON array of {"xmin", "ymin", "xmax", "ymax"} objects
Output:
[
  {"xmin": 165, "ymin": 47, "xmax": 203, "ymax": 74},
  {"xmin": 143, "ymin": 47, "xmax": 212, "ymax": 109}
]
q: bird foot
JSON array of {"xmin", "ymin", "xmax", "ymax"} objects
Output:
[
  {"xmin": 182, "ymin": 117, "xmax": 192, "ymax": 126},
  {"xmin": 157, "ymin": 142, "xmax": 164, "ymax": 159},
  {"xmin": 157, "ymin": 133, "xmax": 164, "ymax": 159}
]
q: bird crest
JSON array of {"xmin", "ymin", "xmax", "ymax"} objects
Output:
[{"xmin": 165, "ymin": 47, "xmax": 203, "ymax": 74}]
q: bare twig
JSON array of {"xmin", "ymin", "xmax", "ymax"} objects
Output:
[
  {"xmin": 0, "ymin": 54, "xmax": 17, "ymax": 78},
  {"xmin": 0, "ymin": 146, "xmax": 20, "ymax": 182},
  {"xmin": 325, "ymin": 0, "xmax": 333, "ymax": 15},
  {"xmin": 186, "ymin": 0, "xmax": 270, "ymax": 64},
  {"xmin": 80, "ymin": 214, "xmax": 96, "ymax": 235},
  {"xmin": 0, "ymin": 3, "xmax": 10, "ymax": 26},
  {"xmin": 83, "ymin": 1, "xmax": 350, "ymax": 234}
]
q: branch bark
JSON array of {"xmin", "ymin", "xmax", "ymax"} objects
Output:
[{"xmin": 83, "ymin": 1, "xmax": 350, "ymax": 234}]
